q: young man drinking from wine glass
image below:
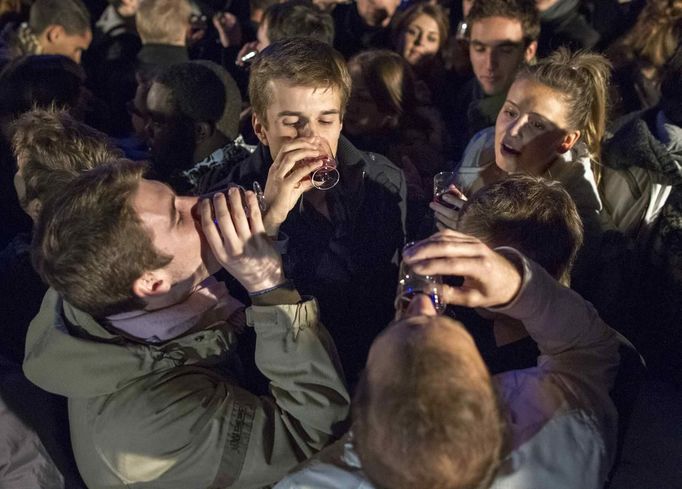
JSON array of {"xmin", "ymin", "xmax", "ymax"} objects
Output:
[{"xmin": 215, "ymin": 37, "xmax": 407, "ymax": 387}]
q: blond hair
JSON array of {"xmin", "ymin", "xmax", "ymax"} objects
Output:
[
  {"xmin": 518, "ymin": 48, "xmax": 611, "ymax": 181},
  {"xmin": 610, "ymin": 0, "xmax": 682, "ymax": 70},
  {"xmin": 136, "ymin": 0, "xmax": 191, "ymax": 45}
]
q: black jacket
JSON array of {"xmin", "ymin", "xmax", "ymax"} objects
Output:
[{"xmin": 217, "ymin": 135, "xmax": 406, "ymax": 385}]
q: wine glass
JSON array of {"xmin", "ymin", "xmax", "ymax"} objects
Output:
[
  {"xmin": 298, "ymin": 137, "xmax": 339, "ymax": 190},
  {"xmin": 395, "ymin": 242, "xmax": 446, "ymax": 315}
]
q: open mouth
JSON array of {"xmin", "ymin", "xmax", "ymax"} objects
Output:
[{"xmin": 500, "ymin": 142, "xmax": 521, "ymax": 156}]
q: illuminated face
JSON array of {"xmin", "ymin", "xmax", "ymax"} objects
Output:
[
  {"xmin": 469, "ymin": 16, "xmax": 536, "ymax": 96},
  {"xmin": 132, "ymin": 179, "xmax": 220, "ymax": 299},
  {"xmin": 494, "ymin": 77, "xmax": 579, "ymax": 175},
  {"xmin": 398, "ymin": 14, "xmax": 441, "ymax": 67},
  {"xmin": 253, "ymin": 79, "xmax": 343, "ymax": 162}
]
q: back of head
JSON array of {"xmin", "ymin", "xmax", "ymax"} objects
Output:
[
  {"xmin": 660, "ymin": 44, "xmax": 682, "ymax": 126},
  {"xmin": 155, "ymin": 61, "xmax": 226, "ymax": 125},
  {"xmin": 33, "ymin": 160, "xmax": 171, "ymax": 318},
  {"xmin": 249, "ymin": 37, "xmax": 351, "ymax": 123},
  {"xmin": 519, "ymin": 48, "xmax": 612, "ymax": 166},
  {"xmin": 458, "ymin": 174, "xmax": 584, "ymax": 285},
  {"xmin": 349, "ymin": 49, "xmax": 418, "ymax": 122},
  {"xmin": 264, "ymin": 0, "xmax": 335, "ymax": 45},
  {"xmin": 136, "ymin": 0, "xmax": 191, "ymax": 45},
  {"xmin": 353, "ymin": 316, "xmax": 505, "ymax": 489},
  {"xmin": 192, "ymin": 60, "xmax": 241, "ymax": 140},
  {"xmin": 11, "ymin": 108, "xmax": 123, "ymax": 211},
  {"xmin": 0, "ymin": 54, "xmax": 85, "ymax": 119},
  {"xmin": 614, "ymin": 0, "xmax": 682, "ymax": 69},
  {"xmin": 29, "ymin": 0, "xmax": 90, "ymax": 36},
  {"xmin": 467, "ymin": 0, "xmax": 540, "ymax": 44}
]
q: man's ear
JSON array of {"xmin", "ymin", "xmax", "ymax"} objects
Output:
[
  {"xmin": 557, "ymin": 130, "xmax": 581, "ymax": 154},
  {"xmin": 524, "ymin": 41, "xmax": 538, "ymax": 64},
  {"xmin": 132, "ymin": 270, "xmax": 172, "ymax": 299},
  {"xmin": 194, "ymin": 121, "xmax": 213, "ymax": 143},
  {"xmin": 44, "ymin": 24, "xmax": 65, "ymax": 45},
  {"xmin": 252, "ymin": 112, "xmax": 268, "ymax": 146}
]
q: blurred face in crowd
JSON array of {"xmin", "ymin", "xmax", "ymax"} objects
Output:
[
  {"xmin": 462, "ymin": 0, "xmax": 474, "ymax": 17},
  {"xmin": 534, "ymin": 0, "xmax": 560, "ymax": 12},
  {"xmin": 256, "ymin": 20, "xmax": 270, "ymax": 51},
  {"xmin": 131, "ymin": 178, "xmax": 220, "ymax": 306},
  {"xmin": 357, "ymin": 0, "xmax": 401, "ymax": 27},
  {"xmin": 398, "ymin": 14, "xmax": 441, "ymax": 67},
  {"xmin": 146, "ymin": 81, "xmax": 197, "ymax": 176},
  {"xmin": 252, "ymin": 79, "xmax": 343, "ymax": 162},
  {"xmin": 494, "ymin": 77, "xmax": 580, "ymax": 175},
  {"xmin": 469, "ymin": 16, "xmax": 536, "ymax": 96},
  {"xmin": 344, "ymin": 63, "xmax": 388, "ymax": 136},
  {"xmin": 39, "ymin": 26, "xmax": 92, "ymax": 64}
]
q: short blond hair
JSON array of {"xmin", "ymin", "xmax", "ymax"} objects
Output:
[
  {"xmin": 136, "ymin": 0, "xmax": 191, "ymax": 45},
  {"xmin": 249, "ymin": 38, "xmax": 351, "ymax": 125}
]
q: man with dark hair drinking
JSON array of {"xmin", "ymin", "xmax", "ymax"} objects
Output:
[{"xmin": 24, "ymin": 160, "xmax": 349, "ymax": 489}]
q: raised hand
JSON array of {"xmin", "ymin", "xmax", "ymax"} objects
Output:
[
  {"xmin": 261, "ymin": 137, "xmax": 329, "ymax": 236},
  {"xmin": 200, "ymin": 188, "xmax": 284, "ymax": 293},
  {"xmin": 402, "ymin": 229, "xmax": 522, "ymax": 308},
  {"xmin": 431, "ymin": 184, "xmax": 467, "ymax": 231},
  {"xmin": 212, "ymin": 12, "xmax": 242, "ymax": 48}
]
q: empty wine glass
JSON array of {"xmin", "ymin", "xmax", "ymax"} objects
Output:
[{"xmin": 395, "ymin": 242, "xmax": 446, "ymax": 315}]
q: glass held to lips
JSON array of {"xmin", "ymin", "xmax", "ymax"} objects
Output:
[
  {"xmin": 396, "ymin": 242, "xmax": 447, "ymax": 315},
  {"xmin": 295, "ymin": 138, "xmax": 340, "ymax": 191}
]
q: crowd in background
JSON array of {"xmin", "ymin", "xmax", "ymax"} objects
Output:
[{"xmin": 0, "ymin": 0, "xmax": 680, "ymax": 488}]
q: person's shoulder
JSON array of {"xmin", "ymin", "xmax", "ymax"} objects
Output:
[
  {"xmin": 490, "ymin": 408, "xmax": 610, "ymax": 489},
  {"xmin": 276, "ymin": 461, "xmax": 372, "ymax": 489}
]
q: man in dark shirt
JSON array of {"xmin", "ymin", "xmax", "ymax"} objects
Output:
[
  {"xmin": 450, "ymin": 0, "xmax": 539, "ymax": 160},
  {"xmin": 332, "ymin": 0, "xmax": 400, "ymax": 59},
  {"xmin": 218, "ymin": 38, "xmax": 406, "ymax": 385}
]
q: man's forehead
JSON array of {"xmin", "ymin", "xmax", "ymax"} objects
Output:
[
  {"xmin": 266, "ymin": 79, "xmax": 342, "ymax": 112},
  {"xmin": 470, "ymin": 16, "xmax": 525, "ymax": 43},
  {"xmin": 146, "ymin": 83, "xmax": 174, "ymax": 113}
]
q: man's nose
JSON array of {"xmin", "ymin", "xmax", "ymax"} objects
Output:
[
  {"xmin": 405, "ymin": 293, "xmax": 438, "ymax": 318},
  {"xmin": 485, "ymin": 50, "xmax": 498, "ymax": 71},
  {"xmin": 297, "ymin": 122, "xmax": 314, "ymax": 138}
]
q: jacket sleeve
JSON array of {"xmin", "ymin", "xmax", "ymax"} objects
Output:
[
  {"xmin": 488, "ymin": 248, "xmax": 620, "ymax": 394},
  {"xmin": 92, "ymin": 294, "xmax": 349, "ymax": 489}
]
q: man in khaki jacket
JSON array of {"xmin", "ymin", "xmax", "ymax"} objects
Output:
[{"xmin": 23, "ymin": 160, "xmax": 349, "ymax": 488}]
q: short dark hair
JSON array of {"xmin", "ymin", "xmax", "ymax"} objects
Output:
[
  {"xmin": 249, "ymin": 38, "xmax": 351, "ymax": 124},
  {"xmin": 29, "ymin": 0, "xmax": 90, "ymax": 35},
  {"xmin": 0, "ymin": 54, "xmax": 85, "ymax": 119},
  {"xmin": 263, "ymin": 1, "xmax": 335, "ymax": 45},
  {"xmin": 660, "ymin": 45, "xmax": 682, "ymax": 126},
  {"xmin": 467, "ymin": 0, "xmax": 540, "ymax": 44},
  {"xmin": 192, "ymin": 60, "xmax": 242, "ymax": 140},
  {"xmin": 155, "ymin": 61, "xmax": 226, "ymax": 124},
  {"xmin": 33, "ymin": 160, "xmax": 172, "ymax": 318},
  {"xmin": 458, "ymin": 174, "xmax": 584, "ymax": 285},
  {"xmin": 12, "ymin": 108, "xmax": 123, "ymax": 208}
]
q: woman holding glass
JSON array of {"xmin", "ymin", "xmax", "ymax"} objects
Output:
[{"xmin": 434, "ymin": 48, "xmax": 614, "ymax": 308}]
